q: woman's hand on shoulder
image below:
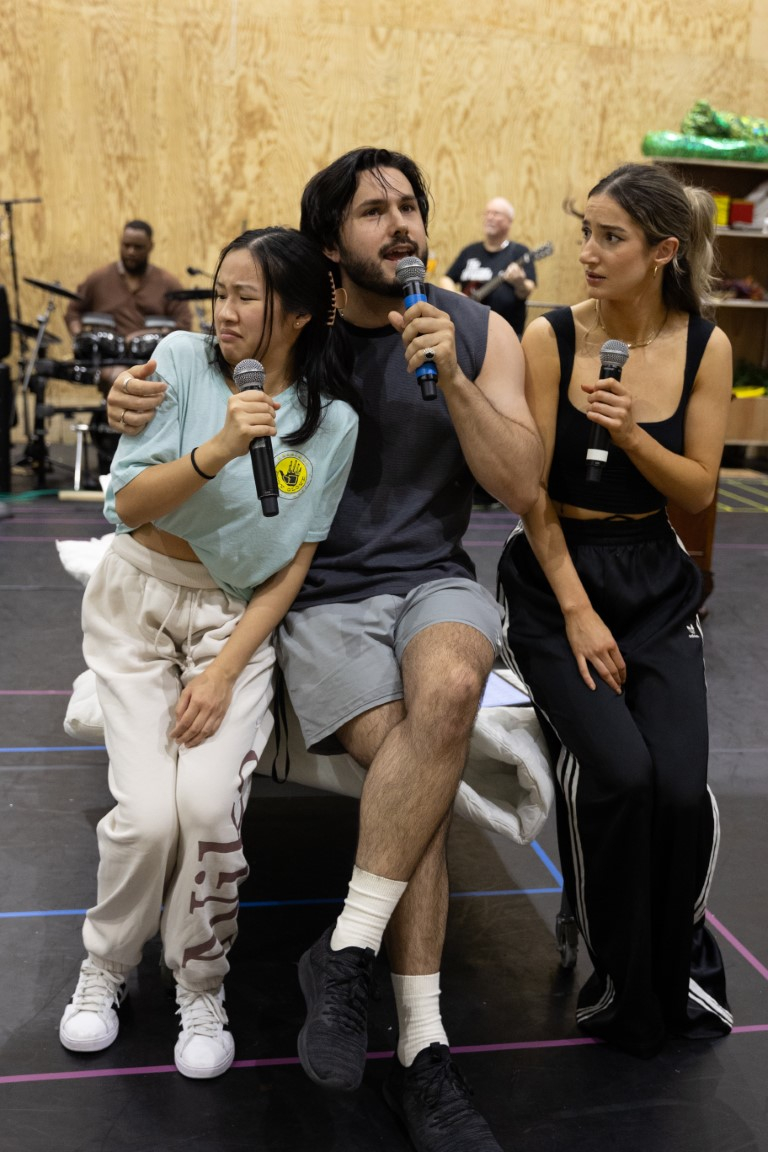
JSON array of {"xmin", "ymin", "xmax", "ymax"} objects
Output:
[{"xmin": 564, "ymin": 604, "xmax": 626, "ymax": 694}]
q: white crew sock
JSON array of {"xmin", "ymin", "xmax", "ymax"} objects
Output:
[
  {"xmin": 330, "ymin": 865, "xmax": 407, "ymax": 955},
  {"xmin": 391, "ymin": 972, "xmax": 450, "ymax": 1067}
]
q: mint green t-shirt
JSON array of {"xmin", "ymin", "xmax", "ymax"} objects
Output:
[{"xmin": 104, "ymin": 331, "xmax": 358, "ymax": 602}]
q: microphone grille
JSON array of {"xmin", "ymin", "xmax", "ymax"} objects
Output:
[
  {"xmin": 599, "ymin": 339, "xmax": 630, "ymax": 369},
  {"xmin": 394, "ymin": 256, "xmax": 426, "ymax": 287},
  {"xmin": 233, "ymin": 358, "xmax": 265, "ymax": 390}
]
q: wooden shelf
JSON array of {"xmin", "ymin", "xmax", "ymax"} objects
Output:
[
  {"xmin": 717, "ymin": 227, "xmax": 768, "ymax": 238},
  {"xmin": 654, "ymin": 156, "xmax": 768, "ymax": 405},
  {"xmin": 717, "ymin": 299, "xmax": 768, "ymax": 309},
  {"xmin": 654, "ymin": 156, "xmax": 768, "ymax": 587},
  {"xmin": 725, "ymin": 396, "xmax": 768, "ymax": 445},
  {"xmin": 654, "ymin": 156, "xmax": 768, "ymax": 172}
]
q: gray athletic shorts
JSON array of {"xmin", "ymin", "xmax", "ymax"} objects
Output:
[{"xmin": 276, "ymin": 577, "xmax": 503, "ymax": 750}]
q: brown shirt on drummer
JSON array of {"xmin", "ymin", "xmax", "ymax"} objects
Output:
[{"xmin": 64, "ymin": 261, "xmax": 193, "ymax": 338}]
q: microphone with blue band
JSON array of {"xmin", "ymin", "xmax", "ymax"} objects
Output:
[{"xmin": 394, "ymin": 256, "xmax": 438, "ymax": 401}]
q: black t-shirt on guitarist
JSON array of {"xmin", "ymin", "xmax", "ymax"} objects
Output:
[{"xmin": 445, "ymin": 240, "xmax": 536, "ymax": 337}]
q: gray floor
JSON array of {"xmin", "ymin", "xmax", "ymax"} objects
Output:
[{"xmin": 0, "ymin": 454, "xmax": 767, "ymax": 1152}]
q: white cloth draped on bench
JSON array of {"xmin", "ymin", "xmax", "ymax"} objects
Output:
[{"xmin": 57, "ymin": 535, "xmax": 553, "ymax": 847}]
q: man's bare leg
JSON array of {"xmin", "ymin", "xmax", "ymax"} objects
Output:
[
  {"xmin": 343, "ymin": 622, "xmax": 493, "ymax": 882},
  {"xmin": 384, "ymin": 816, "xmax": 451, "ymax": 975},
  {"xmin": 335, "ymin": 623, "xmax": 493, "ymax": 1064},
  {"xmin": 297, "ymin": 623, "xmax": 493, "ymax": 1081},
  {"xmin": 297, "ymin": 621, "xmax": 503, "ymax": 1145},
  {"xmin": 326, "ymin": 623, "xmax": 502, "ymax": 1147}
]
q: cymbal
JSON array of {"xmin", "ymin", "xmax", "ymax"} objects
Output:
[
  {"xmin": 165, "ymin": 288, "xmax": 212, "ymax": 301},
  {"xmin": 24, "ymin": 276, "xmax": 83, "ymax": 301},
  {"xmin": 11, "ymin": 320, "xmax": 62, "ymax": 346}
]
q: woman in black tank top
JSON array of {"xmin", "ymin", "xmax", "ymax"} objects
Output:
[{"xmin": 499, "ymin": 163, "xmax": 734, "ymax": 1056}]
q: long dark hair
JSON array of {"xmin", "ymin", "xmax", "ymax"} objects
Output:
[
  {"xmin": 208, "ymin": 227, "xmax": 357, "ymax": 445},
  {"xmin": 300, "ymin": 147, "xmax": 431, "ymax": 258},
  {"xmin": 589, "ymin": 163, "xmax": 717, "ymax": 316}
]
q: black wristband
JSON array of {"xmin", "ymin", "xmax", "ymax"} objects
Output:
[{"xmin": 190, "ymin": 447, "xmax": 217, "ymax": 480}]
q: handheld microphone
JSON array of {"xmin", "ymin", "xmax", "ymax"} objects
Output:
[
  {"xmin": 233, "ymin": 358, "xmax": 279, "ymax": 517},
  {"xmin": 394, "ymin": 256, "xmax": 438, "ymax": 401},
  {"xmin": 586, "ymin": 339, "xmax": 630, "ymax": 482}
]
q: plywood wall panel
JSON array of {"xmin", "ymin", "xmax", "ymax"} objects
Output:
[{"xmin": 1, "ymin": 0, "xmax": 765, "ymax": 372}]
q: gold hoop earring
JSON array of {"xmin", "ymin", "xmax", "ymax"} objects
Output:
[{"xmin": 653, "ymin": 263, "xmax": 659, "ymax": 278}]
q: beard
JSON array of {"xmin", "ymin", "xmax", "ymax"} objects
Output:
[
  {"xmin": 123, "ymin": 257, "xmax": 149, "ymax": 276},
  {"xmin": 337, "ymin": 239, "xmax": 429, "ymax": 298}
]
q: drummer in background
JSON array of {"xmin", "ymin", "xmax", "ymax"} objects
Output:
[{"xmin": 65, "ymin": 220, "xmax": 193, "ymax": 385}]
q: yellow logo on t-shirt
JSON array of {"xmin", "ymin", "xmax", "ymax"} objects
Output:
[{"xmin": 274, "ymin": 452, "xmax": 311, "ymax": 498}]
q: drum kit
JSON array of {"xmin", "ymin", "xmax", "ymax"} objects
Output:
[
  {"xmin": 0, "ymin": 184, "xmax": 213, "ymax": 492},
  {"xmin": 11, "ymin": 278, "xmax": 207, "ymax": 489}
]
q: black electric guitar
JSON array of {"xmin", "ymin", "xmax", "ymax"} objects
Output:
[{"xmin": 462, "ymin": 242, "xmax": 554, "ymax": 302}]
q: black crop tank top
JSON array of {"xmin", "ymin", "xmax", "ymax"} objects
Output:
[{"xmin": 545, "ymin": 307, "xmax": 714, "ymax": 514}]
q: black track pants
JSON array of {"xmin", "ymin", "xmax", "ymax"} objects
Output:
[{"xmin": 499, "ymin": 513, "xmax": 732, "ymax": 1056}]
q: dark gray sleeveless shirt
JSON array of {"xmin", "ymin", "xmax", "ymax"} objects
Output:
[{"xmin": 295, "ymin": 286, "xmax": 490, "ymax": 606}]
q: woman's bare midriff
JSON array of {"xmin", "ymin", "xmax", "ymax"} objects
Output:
[
  {"xmin": 552, "ymin": 501, "xmax": 660, "ymax": 522},
  {"xmin": 130, "ymin": 522, "xmax": 201, "ymax": 561}
]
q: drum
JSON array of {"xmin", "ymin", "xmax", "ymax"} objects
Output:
[
  {"xmin": 73, "ymin": 314, "xmax": 125, "ymax": 364},
  {"xmin": 125, "ymin": 331, "xmax": 162, "ymax": 359},
  {"xmin": 38, "ymin": 358, "xmax": 102, "ymax": 386},
  {"xmin": 125, "ymin": 316, "xmax": 177, "ymax": 360}
]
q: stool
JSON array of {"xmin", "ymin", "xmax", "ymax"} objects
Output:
[
  {"xmin": 70, "ymin": 422, "xmax": 92, "ymax": 491},
  {"xmin": 556, "ymin": 891, "xmax": 579, "ymax": 970}
]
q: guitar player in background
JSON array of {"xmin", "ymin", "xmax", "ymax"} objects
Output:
[
  {"xmin": 440, "ymin": 196, "xmax": 537, "ymax": 338},
  {"xmin": 440, "ymin": 196, "xmax": 538, "ymax": 508}
]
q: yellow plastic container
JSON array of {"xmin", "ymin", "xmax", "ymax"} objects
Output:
[{"xmin": 713, "ymin": 194, "xmax": 731, "ymax": 227}]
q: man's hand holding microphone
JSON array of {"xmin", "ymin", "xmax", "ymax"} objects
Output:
[{"xmin": 389, "ymin": 255, "xmax": 463, "ymax": 401}]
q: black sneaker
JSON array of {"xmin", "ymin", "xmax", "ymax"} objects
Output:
[
  {"xmin": 297, "ymin": 925, "xmax": 375, "ymax": 1091},
  {"xmin": 383, "ymin": 1042, "xmax": 503, "ymax": 1152}
]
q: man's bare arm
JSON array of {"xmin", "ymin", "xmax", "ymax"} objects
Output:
[{"xmin": 391, "ymin": 303, "xmax": 543, "ymax": 514}]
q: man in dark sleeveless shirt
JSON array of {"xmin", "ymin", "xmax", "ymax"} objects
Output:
[
  {"xmin": 282, "ymin": 149, "xmax": 541, "ymax": 1149},
  {"xmin": 104, "ymin": 149, "xmax": 542, "ymax": 1151}
]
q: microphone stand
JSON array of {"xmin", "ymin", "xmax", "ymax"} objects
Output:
[
  {"xmin": 19, "ymin": 300, "xmax": 55, "ymax": 439},
  {"xmin": 0, "ymin": 196, "xmax": 43, "ymax": 355},
  {"xmin": 0, "ymin": 196, "xmax": 43, "ymax": 486}
]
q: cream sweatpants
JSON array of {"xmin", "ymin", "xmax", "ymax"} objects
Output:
[{"xmin": 80, "ymin": 533, "xmax": 275, "ymax": 992}]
